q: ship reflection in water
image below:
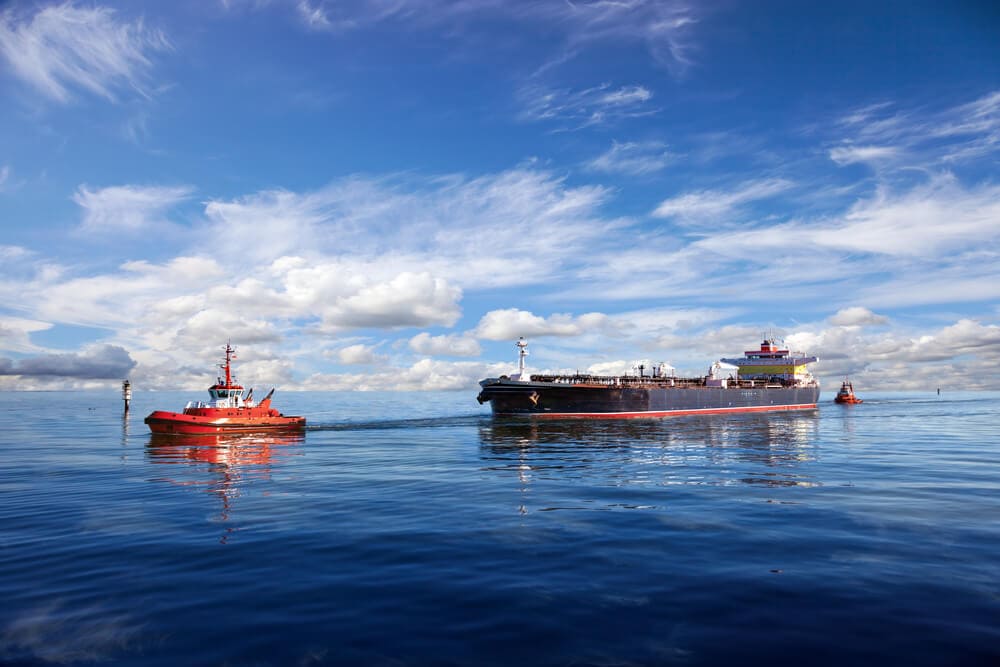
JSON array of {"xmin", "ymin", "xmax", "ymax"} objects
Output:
[
  {"xmin": 145, "ymin": 432, "xmax": 305, "ymax": 542},
  {"xmin": 478, "ymin": 412, "xmax": 821, "ymax": 503}
]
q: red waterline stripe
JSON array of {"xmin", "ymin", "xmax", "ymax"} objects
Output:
[{"xmin": 498, "ymin": 404, "xmax": 818, "ymax": 419}]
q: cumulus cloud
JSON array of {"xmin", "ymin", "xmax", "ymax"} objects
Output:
[
  {"xmin": 4, "ymin": 140, "xmax": 999, "ymax": 390},
  {"xmin": 336, "ymin": 343, "xmax": 385, "ymax": 365},
  {"xmin": 73, "ymin": 185, "xmax": 193, "ymax": 233},
  {"xmin": 586, "ymin": 360, "xmax": 634, "ymax": 376},
  {"xmin": 0, "ymin": 344, "xmax": 135, "ymax": 379},
  {"xmin": 587, "ymin": 140, "xmax": 673, "ymax": 175},
  {"xmin": 409, "ymin": 332, "xmax": 481, "ymax": 357},
  {"xmin": 322, "ymin": 272, "xmax": 462, "ymax": 329},
  {"xmin": 475, "ymin": 309, "xmax": 610, "ymax": 341},
  {"xmin": 0, "ymin": 3, "xmax": 170, "ymax": 103},
  {"xmin": 828, "ymin": 307, "xmax": 889, "ymax": 327},
  {"xmin": 0, "ymin": 316, "xmax": 51, "ymax": 353},
  {"xmin": 773, "ymin": 317, "xmax": 1000, "ymax": 390}
]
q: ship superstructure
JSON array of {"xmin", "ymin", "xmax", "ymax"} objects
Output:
[{"xmin": 720, "ymin": 339, "xmax": 818, "ymax": 385}]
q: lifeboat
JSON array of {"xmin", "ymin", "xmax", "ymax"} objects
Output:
[
  {"xmin": 834, "ymin": 379, "xmax": 863, "ymax": 404},
  {"xmin": 144, "ymin": 343, "xmax": 306, "ymax": 435}
]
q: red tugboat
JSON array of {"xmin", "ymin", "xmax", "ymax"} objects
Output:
[
  {"xmin": 834, "ymin": 379, "xmax": 863, "ymax": 404},
  {"xmin": 144, "ymin": 343, "xmax": 306, "ymax": 435}
]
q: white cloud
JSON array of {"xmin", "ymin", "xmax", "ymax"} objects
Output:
[
  {"xmin": 783, "ymin": 318, "xmax": 1000, "ymax": 390},
  {"xmin": 73, "ymin": 184, "xmax": 193, "ymax": 233},
  {"xmin": 0, "ymin": 3, "xmax": 170, "ymax": 103},
  {"xmin": 829, "ymin": 307, "xmax": 889, "ymax": 327},
  {"xmin": 587, "ymin": 141, "xmax": 673, "ymax": 175},
  {"xmin": 3, "ymin": 148, "xmax": 998, "ymax": 389},
  {"xmin": 933, "ymin": 90, "xmax": 1000, "ymax": 139},
  {"xmin": 475, "ymin": 309, "xmax": 610, "ymax": 341},
  {"xmin": 0, "ymin": 165, "xmax": 9, "ymax": 191},
  {"xmin": 321, "ymin": 272, "xmax": 462, "ymax": 330},
  {"xmin": 200, "ymin": 169, "xmax": 619, "ymax": 288},
  {"xmin": 261, "ymin": 0, "xmax": 698, "ymax": 75},
  {"xmin": 527, "ymin": 0, "xmax": 698, "ymax": 74},
  {"xmin": 409, "ymin": 332, "xmax": 481, "ymax": 357},
  {"xmin": 300, "ymin": 358, "xmax": 508, "ymax": 391},
  {"xmin": 694, "ymin": 175, "xmax": 1000, "ymax": 262},
  {"xmin": 0, "ymin": 316, "xmax": 51, "ymax": 353},
  {"xmin": 834, "ymin": 90, "xmax": 1000, "ymax": 167},
  {"xmin": 297, "ymin": 1, "xmax": 333, "ymax": 30},
  {"xmin": 812, "ymin": 175, "xmax": 1000, "ymax": 257},
  {"xmin": 829, "ymin": 145, "xmax": 898, "ymax": 165},
  {"xmin": 336, "ymin": 343, "xmax": 385, "ymax": 365},
  {"xmin": 652, "ymin": 178, "xmax": 793, "ymax": 223},
  {"xmin": 517, "ymin": 83, "xmax": 657, "ymax": 128}
]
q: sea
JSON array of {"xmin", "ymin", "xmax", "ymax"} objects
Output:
[{"xmin": 0, "ymin": 389, "xmax": 997, "ymax": 666}]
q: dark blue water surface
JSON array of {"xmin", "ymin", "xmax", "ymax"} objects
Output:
[{"xmin": 0, "ymin": 390, "xmax": 998, "ymax": 665}]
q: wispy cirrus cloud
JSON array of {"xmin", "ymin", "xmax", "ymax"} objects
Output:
[
  {"xmin": 200, "ymin": 168, "xmax": 618, "ymax": 286},
  {"xmin": 587, "ymin": 140, "xmax": 673, "ymax": 175},
  {"xmin": 527, "ymin": 0, "xmax": 698, "ymax": 75},
  {"xmin": 269, "ymin": 0, "xmax": 699, "ymax": 74},
  {"xmin": 828, "ymin": 145, "xmax": 898, "ymax": 166},
  {"xmin": 0, "ymin": 3, "xmax": 170, "ymax": 104},
  {"xmin": 830, "ymin": 89, "xmax": 1000, "ymax": 167},
  {"xmin": 517, "ymin": 83, "xmax": 656, "ymax": 128},
  {"xmin": 73, "ymin": 184, "xmax": 194, "ymax": 233},
  {"xmin": 652, "ymin": 178, "xmax": 793, "ymax": 224}
]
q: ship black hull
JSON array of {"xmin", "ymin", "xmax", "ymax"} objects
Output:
[{"xmin": 477, "ymin": 380, "xmax": 820, "ymax": 418}]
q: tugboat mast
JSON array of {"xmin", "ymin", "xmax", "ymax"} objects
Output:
[{"xmin": 221, "ymin": 342, "xmax": 236, "ymax": 387}]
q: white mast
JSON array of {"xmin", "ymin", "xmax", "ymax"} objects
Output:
[{"xmin": 514, "ymin": 337, "xmax": 529, "ymax": 380}]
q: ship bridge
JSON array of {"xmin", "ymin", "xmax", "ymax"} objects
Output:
[{"xmin": 720, "ymin": 338, "xmax": 818, "ymax": 384}]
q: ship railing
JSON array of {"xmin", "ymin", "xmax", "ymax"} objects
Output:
[
  {"xmin": 184, "ymin": 401, "xmax": 207, "ymax": 409},
  {"xmin": 529, "ymin": 374, "xmax": 705, "ymax": 388},
  {"xmin": 526, "ymin": 374, "xmax": 812, "ymax": 389}
]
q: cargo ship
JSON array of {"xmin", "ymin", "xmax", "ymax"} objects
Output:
[
  {"xmin": 477, "ymin": 337, "xmax": 819, "ymax": 418},
  {"xmin": 144, "ymin": 343, "xmax": 305, "ymax": 435}
]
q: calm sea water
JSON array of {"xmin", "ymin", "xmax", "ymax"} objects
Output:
[{"xmin": 0, "ymin": 389, "xmax": 997, "ymax": 666}]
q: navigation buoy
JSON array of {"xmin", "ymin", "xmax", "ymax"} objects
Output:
[{"xmin": 122, "ymin": 379, "xmax": 132, "ymax": 413}]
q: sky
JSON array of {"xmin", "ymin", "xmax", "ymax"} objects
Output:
[{"xmin": 1, "ymin": 0, "xmax": 999, "ymax": 392}]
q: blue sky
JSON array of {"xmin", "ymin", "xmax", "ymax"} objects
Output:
[{"xmin": 1, "ymin": 0, "xmax": 999, "ymax": 391}]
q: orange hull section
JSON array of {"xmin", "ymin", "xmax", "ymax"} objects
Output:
[
  {"xmin": 145, "ymin": 409, "xmax": 306, "ymax": 435},
  {"xmin": 834, "ymin": 396, "xmax": 863, "ymax": 404}
]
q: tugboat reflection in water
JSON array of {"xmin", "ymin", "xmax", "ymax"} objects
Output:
[{"xmin": 146, "ymin": 432, "xmax": 305, "ymax": 543}]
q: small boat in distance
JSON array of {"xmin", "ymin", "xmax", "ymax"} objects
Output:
[
  {"xmin": 834, "ymin": 379, "xmax": 863, "ymax": 404},
  {"xmin": 144, "ymin": 343, "xmax": 305, "ymax": 435}
]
